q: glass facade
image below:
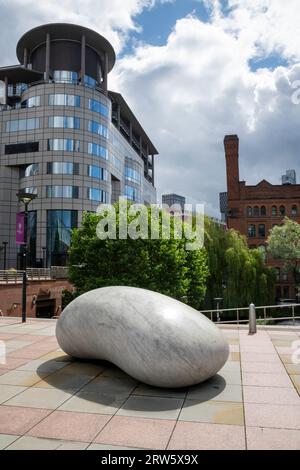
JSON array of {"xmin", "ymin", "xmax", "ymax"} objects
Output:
[
  {"xmin": 21, "ymin": 96, "xmax": 41, "ymax": 108},
  {"xmin": 88, "ymin": 120, "xmax": 108, "ymax": 138},
  {"xmin": 46, "ymin": 186, "xmax": 79, "ymax": 198},
  {"xmin": 125, "ymin": 166, "xmax": 141, "ymax": 183},
  {"xmin": 20, "ymin": 186, "xmax": 38, "ymax": 195},
  {"xmin": 88, "ymin": 165, "xmax": 109, "ymax": 181},
  {"xmin": 47, "ymin": 138, "xmax": 80, "ymax": 152},
  {"xmin": 49, "ymin": 94, "xmax": 81, "ymax": 107},
  {"xmin": 48, "ymin": 116, "xmax": 80, "ymax": 129},
  {"xmin": 20, "ymin": 163, "xmax": 39, "ymax": 178},
  {"xmin": 84, "ymin": 75, "xmax": 97, "ymax": 88},
  {"xmin": 87, "ymin": 188, "xmax": 108, "ymax": 202},
  {"xmin": 88, "ymin": 142, "xmax": 108, "ymax": 160},
  {"xmin": 125, "ymin": 185, "xmax": 140, "ymax": 202},
  {"xmin": 47, "ymin": 162, "xmax": 79, "ymax": 175},
  {"xmin": 88, "ymin": 98, "xmax": 109, "ymax": 117},
  {"xmin": 6, "ymin": 118, "xmax": 40, "ymax": 132},
  {"xmin": 47, "ymin": 210, "xmax": 78, "ymax": 266},
  {"xmin": 53, "ymin": 70, "xmax": 78, "ymax": 84}
]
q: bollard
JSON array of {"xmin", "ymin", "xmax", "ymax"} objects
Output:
[{"xmin": 249, "ymin": 303, "xmax": 257, "ymax": 335}]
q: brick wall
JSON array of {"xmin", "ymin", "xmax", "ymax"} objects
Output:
[{"xmin": 0, "ymin": 279, "xmax": 74, "ymax": 317}]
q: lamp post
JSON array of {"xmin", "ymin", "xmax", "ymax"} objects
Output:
[
  {"xmin": 2, "ymin": 242, "xmax": 8, "ymax": 270},
  {"xmin": 16, "ymin": 191, "xmax": 37, "ymax": 323},
  {"xmin": 42, "ymin": 247, "xmax": 47, "ymax": 268}
]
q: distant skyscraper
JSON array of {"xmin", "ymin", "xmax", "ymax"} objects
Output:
[
  {"xmin": 162, "ymin": 194, "xmax": 186, "ymax": 211},
  {"xmin": 282, "ymin": 170, "xmax": 296, "ymax": 185}
]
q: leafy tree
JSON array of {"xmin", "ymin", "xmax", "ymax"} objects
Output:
[
  {"xmin": 204, "ymin": 218, "xmax": 275, "ymax": 308},
  {"xmin": 267, "ymin": 217, "xmax": 300, "ymax": 284},
  {"xmin": 68, "ymin": 202, "xmax": 209, "ymax": 310}
]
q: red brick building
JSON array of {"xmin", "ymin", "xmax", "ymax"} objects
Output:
[{"xmin": 224, "ymin": 134, "xmax": 300, "ymax": 301}]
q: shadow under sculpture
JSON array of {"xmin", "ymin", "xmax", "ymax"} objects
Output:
[{"xmin": 56, "ymin": 286, "xmax": 229, "ymax": 388}]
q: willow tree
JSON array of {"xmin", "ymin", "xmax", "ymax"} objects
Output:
[{"xmin": 204, "ymin": 219, "xmax": 275, "ymax": 308}]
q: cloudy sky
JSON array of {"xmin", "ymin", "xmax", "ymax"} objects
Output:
[{"xmin": 1, "ymin": 0, "xmax": 300, "ymax": 216}]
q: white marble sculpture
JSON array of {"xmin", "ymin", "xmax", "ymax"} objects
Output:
[{"xmin": 56, "ymin": 286, "xmax": 229, "ymax": 388}]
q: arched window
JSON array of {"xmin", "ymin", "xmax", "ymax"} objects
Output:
[
  {"xmin": 279, "ymin": 206, "xmax": 286, "ymax": 216},
  {"xmin": 272, "ymin": 206, "xmax": 277, "ymax": 216},
  {"xmin": 291, "ymin": 205, "xmax": 298, "ymax": 217},
  {"xmin": 260, "ymin": 206, "xmax": 267, "ymax": 216},
  {"xmin": 253, "ymin": 206, "xmax": 259, "ymax": 217},
  {"xmin": 247, "ymin": 206, "xmax": 252, "ymax": 217}
]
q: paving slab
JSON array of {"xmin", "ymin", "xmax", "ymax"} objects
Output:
[
  {"xmin": 116, "ymin": 395, "xmax": 184, "ymax": 420},
  {"xmin": 179, "ymin": 399, "xmax": 244, "ymax": 425}
]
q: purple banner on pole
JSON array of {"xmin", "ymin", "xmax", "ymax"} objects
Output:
[{"xmin": 16, "ymin": 212, "xmax": 25, "ymax": 245}]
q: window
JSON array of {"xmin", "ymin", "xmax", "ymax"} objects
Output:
[
  {"xmin": 272, "ymin": 206, "xmax": 277, "ymax": 216},
  {"xmin": 88, "ymin": 99, "xmax": 109, "ymax": 117},
  {"xmin": 248, "ymin": 224, "xmax": 256, "ymax": 238},
  {"xmin": 292, "ymin": 205, "xmax": 298, "ymax": 217},
  {"xmin": 88, "ymin": 120, "xmax": 108, "ymax": 138},
  {"xmin": 47, "ymin": 210, "xmax": 78, "ymax": 266},
  {"xmin": 87, "ymin": 188, "xmax": 108, "ymax": 202},
  {"xmin": 20, "ymin": 187, "xmax": 37, "ymax": 195},
  {"xmin": 260, "ymin": 206, "xmax": 267, "ymax": 216},
  {"xmin": 20, "ymin": 164, "xmax": 39, "ymax": 178},
  {"xmin": 258, "ymin": 224, "xmax": 266, "ymax": 238},
  {"xmin": 48, "ymin": 116, "xmax": 80, "ymax": 129},
  {"xmin": 84, "ymin": 75, "xmax": 97, "ymax": 89},
  {"xmin": 47, "ymin": 162, "xmax": 79, "ymax": 175},
  {"xmin": 247, "ymin": 206, "xmax": 252, "ymax": 217},
  {"xmin": 49, "ymin": 94, "xmax": 80, "ymax": 107},
  {"xmin": 5, "ymin": 142, "xmax": 39, "ymax": 154},
  {"xmin": 282, "ymin": 270, "xmax": 288, "ymax": 281},
  {"xmin": 125, "ymin": 167, "xmax": 141, "ymax": 183},
  {"xmin": 279, "ymin": 206, "xmax": 286, "ymax": 216},
  {"xmin": 125, "ymin": 185, "xmax": 140, "ymax": 202},
  {"xmin": 253, "ymin": 206, "xmax": 259, "ymax": 217},
  {"xmin": 88, "ymin": 142, "xmax": 108, "ymax": 160},
  {"xmin": 53, "ymin": 70, "xmax": 78, "ymax": 84},
  {"xmin": 46, "ymin": 186, "xmax": 79, "ymax": 198},
  {"xmin": 21, "ymin": 96, "xmax": 41, "ymax": 108},
  {"xmin": 111, "ymin": 154, "xmax": 122, "ymax": 170},
  {"xmin": 283, "ymin": 286, "xmax": 290, "ymax": 299},
  {"xmin": 88, "ymin": 165, "xmax": 109, "ymax": 181},
  {"xmin": 6, "ymin": 118, "xmax": 40, "ymax": 132},
  {"xmin": 47, "ymin": 139, "xmax": 80, "ymax": 152},
  {"xmin": 275, "ymin": 268, "xmax": 280, "ymax": 282}
]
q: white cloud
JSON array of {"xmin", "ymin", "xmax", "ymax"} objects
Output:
[
  {"xmin": 1, "ymin": 0, "xmax": 300, "ymax": 216},
  {"xmin": 110, "ymin": 4, "xmax": 300, "ymax": 216}
]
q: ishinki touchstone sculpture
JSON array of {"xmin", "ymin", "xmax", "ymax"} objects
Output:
[{"xmin": 56, "ymin": 286, "xmax": 229, "ymax": 388}]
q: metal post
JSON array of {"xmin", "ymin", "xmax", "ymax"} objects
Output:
[
  {"xmin": 3, "ymin": 242, "xmax": 8, "ymax": 270},
  {"xmin": 21, "ymin": 202, "xmax": 29, "ymax": 323},
  {"xmin": 249, "ymin": 303, "xmax": 257, "ymax": 335},
  {"xmin": 45, "ymin": 33, "xmax": 51, "ymax": 80}
]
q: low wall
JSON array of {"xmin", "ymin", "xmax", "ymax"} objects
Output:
[{"xmin": 0, "ymin": 279, "xmax": 74, "ymax": 318}]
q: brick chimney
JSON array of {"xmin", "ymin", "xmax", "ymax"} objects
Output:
[{"xmin": 224, "ymin": 135, "xmax": 240, "ymax": 201}]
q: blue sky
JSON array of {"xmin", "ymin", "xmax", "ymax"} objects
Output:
[{"xmin": 125, "ymin": 0, "xmax": 210, "ymax": 53}]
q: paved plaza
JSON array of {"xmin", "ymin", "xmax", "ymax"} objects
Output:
[{"xmin": 0, "ymin": 317, "xmax": 299, "ymax": 450}]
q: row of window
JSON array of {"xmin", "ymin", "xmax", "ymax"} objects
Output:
[
  {"xmin": 246, "ymin": 205, "xmax": 298, "ymax": 217},
  {"xmin": 21, "ymin": 162, "xmax": 109, "ymax": 181},
  {"xmin": 6, "ymin": 116, "xmax": 109, "ymax": 135},
  {"xmin": 125, "ymin": 185, "xmax": 140, "ymax": 202},
  {"xmin": 44, "ymin": 186, "xmax": 108, "ymax": 202},
  {"xmin": 125, "ymin": 166, "xmax": 141, "ymax": 183},
  {"xmin": 248, "ymin": 224, "xmax": 266, "ymax": 239},
  {"xmin": 20, "ymin": 94, "xmax": 109, "ymax": 117}
]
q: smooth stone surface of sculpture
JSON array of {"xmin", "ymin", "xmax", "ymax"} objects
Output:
[{"xmin": 56, "ymin": 286, "xmax": 229, "ymax": 388}]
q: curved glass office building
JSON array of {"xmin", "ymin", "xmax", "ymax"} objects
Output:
[{"xmin": 0, "ymin": 23, "xmax": 158, "ymax": 268}]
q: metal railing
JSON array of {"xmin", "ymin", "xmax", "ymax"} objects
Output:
[
  {"xmin": 200, "ymin": 303, "xmax": 300, "ymax": 326},
  {"xmin": 0, "ymin": 266, "xmax": 69, "ymax": 283}
]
